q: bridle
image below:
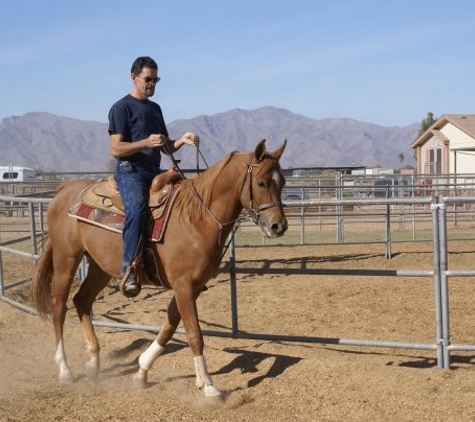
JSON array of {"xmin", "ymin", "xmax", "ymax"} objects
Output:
[
  {"xmin": 164, "ymin": 143, "xmax": 283, "ymax": 234},
  {"xmin": 189, "ymin": 154, "xmax": 283, "ymax": 231},
  {"xmin": 244, "ymin": 158, "xmax": 283, "ymax": 225}
]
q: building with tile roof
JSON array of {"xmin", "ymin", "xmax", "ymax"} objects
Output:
[{"xmin": 411, "ymin": 114, "xmax": 475, "ymax": 175}]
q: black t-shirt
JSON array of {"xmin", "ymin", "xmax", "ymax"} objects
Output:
[{"xmin": 108, "ymin": 94, "xmax": 169, "ymax": 166}]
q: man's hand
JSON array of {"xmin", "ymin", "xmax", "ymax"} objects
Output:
[
  {"xmin": 180, "ymin": 132, "xmax": 199, "ymax": 147},
  {"xmin": 148, "ymin": 134, "xmax": 167, "ymax": 148}
]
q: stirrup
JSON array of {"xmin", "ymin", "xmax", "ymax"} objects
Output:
[{"xmin": 119, "ymin": 266, "xmax": 141, "ymax": 298}]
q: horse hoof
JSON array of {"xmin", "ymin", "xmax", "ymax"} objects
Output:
[
  {"xmin": 205, "ymin": 392, "xmax": 224, "ymax": 406},
  {"xmin": 84, "ymin": 363, "xmax": 99, "ymax": 382},
  {"xmin": 204, "ymin": 384, "xmax": 222, "ymax": 398},
  {"xmin": 58, "ymin": 373, "xmax": 74, "ymax": 384},
  {"xmin": 132, "ymin": 374, "xmax": 148, "ymax": 390}
]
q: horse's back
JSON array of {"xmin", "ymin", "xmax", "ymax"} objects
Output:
[
  {"xmin": 50, "ymin": 179, "xmax": 97, "ymax": 213},
  {"xmin": 47, "ymin": 179, "xmax": 98, "ymax": 241}
]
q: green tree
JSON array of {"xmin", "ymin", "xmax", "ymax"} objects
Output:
[
  {"xmin": 398, "ymin": 153, "xmax": 405, "ymax": 165},
  {"xmin": 418, "ymin": 111, "xmax": 437, "ymax": 136}
]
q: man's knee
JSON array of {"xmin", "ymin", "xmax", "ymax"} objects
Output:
[{"xmin": 125, "ymin": 204, "xmax": 147, "ymax": 220}]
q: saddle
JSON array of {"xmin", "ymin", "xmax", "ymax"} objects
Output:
[
  {"xmin": 68, "ymin": 167, "xmax": 184, "ymax": 290},
  {"xmin": 69, "ymin": 166, "xmax": 183, "ymax": 239},
  {"xmin": 83, "ymin": 167, "xmax": 183, "ymax": 219}
]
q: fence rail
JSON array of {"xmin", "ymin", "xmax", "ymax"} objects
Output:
[{"xmin": 1, "ymin": 192, "xmax": 475, "ymax": 369}]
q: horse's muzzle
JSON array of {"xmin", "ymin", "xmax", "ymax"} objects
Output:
[{"xmin": 257, "ymin": 214, "xmax": 288, "ymax": 238}]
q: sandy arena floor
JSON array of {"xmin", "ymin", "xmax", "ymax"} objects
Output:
[{"xmin": 2, "ymin": 242, "xmax": 475, "ymax": 421}]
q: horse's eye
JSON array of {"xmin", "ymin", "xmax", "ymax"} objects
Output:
[{"xmin": 257, "ymin": 181, "xmax": 266, "ymax": 189}]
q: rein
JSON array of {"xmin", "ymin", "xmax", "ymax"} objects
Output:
[
  {"xmin": 189, "ymin": 181, "xmax": 244, "ymax": 232},
  {"xmin": 162, "ymin": 138, "xmax": 210, "ymax": 180},
  {"xmin": 164, "ymin": 145, "xmax": 282, "ymax": 260},
  {"xmin": 162, "ymin": 141, "xmax": 239, "ymax": 261},
  {"xmin": 190, "ymin": 154, "xmax": 282, "ymax": 231},
  {"xmin": 160, "ymin": 139, "xmax": 191, "ymax": 180},
  {"xmin": 195, "ymin": 145, "xmax": 210, "ymax": 174}
]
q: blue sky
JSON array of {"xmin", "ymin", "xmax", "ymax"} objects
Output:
[{"xmin": 1, "ymin": 0, "xmax": 474, "ymax": 127}]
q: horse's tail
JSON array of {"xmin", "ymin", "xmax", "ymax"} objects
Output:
[{"xmin": 31, "ymin": 240, "xmax": 55, "ymax": 319}]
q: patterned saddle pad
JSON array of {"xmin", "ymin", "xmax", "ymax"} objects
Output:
[{"xmin": 68, "ymin": 179, "xmax": 181, "ymax": 242}]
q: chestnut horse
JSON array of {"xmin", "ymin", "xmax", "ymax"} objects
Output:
[{"xmin": 31, "ymin": 139, "xmax": 287, "ymax": 398}]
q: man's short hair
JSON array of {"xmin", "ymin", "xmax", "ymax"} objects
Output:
[{"xmin": 131, "ymin": 56, "xmax": 158, "ymax": 75}]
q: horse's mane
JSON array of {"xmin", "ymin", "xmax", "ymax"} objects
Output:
[{"xmin": 173, "ymin": 151, "xmax": 241, "ymax": 224}]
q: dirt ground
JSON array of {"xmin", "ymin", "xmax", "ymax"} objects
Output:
[{"xmin": 2, "ymin": 241, "xmax": 475, "ymax": 421}]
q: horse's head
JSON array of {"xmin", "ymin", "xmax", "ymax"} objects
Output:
[{"xmin": 243, "ymin": 139, "xmax": 288, "ymax": 238}]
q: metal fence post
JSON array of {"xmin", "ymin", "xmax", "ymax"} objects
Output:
[
  {"xmin": 336, "ymin": 174, "xmax": 344, "ymax": 243},
  {"xmin": 438, "ymin": 202, "xmax": 451, "ymax": 368},
  {"xmin": 431, "ymin": 200, "xmax": 444, "ymax": 368},
  {"xmin": 0, "ymin": 223, "xmax": 4, "ymax": 298},
  {"xmin": 385, "ymin": 187, "xmax": 392, "ymax": 259},
  {"xmin": 229, "ymin": 234, "xmax": 239, "ymax": 336},
  {"xmin": 28, "ymin": 202, "xmax": 37, "ymax": 257}
]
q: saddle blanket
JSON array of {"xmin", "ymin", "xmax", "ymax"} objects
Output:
[{"xmin": 68, "ymin": 183, "xmax": 181, "ymax": 242}]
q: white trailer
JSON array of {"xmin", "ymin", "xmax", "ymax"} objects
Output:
[{"xmin": 0, "ymin": 166, "xmax": 36, "ymax": 183}]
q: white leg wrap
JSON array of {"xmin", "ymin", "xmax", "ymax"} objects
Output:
[
  {"xmin": 138, "ymin": 340, "xmax": 165, "ymax": 371},
  {"xmin": 193, "ymin": 355, "xmax": 221, "ymax": 397}
]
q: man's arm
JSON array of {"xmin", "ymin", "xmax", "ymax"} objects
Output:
[
  {"xmin": 109, "ymin": 133, "xmax": 166, "ymax": 158},
  {"xmin": 166, "ymin": 132, "xmax": 200, "ymax": 153}
]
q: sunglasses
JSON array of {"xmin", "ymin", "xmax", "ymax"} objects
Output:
[{"xmin": 137, "ymin": 75, "xmax": 161, "ymax": 84}]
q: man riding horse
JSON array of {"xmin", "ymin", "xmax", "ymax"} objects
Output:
[{"xmin": 108, "ymin": 56, "xmax": 199, "ymax": 297}]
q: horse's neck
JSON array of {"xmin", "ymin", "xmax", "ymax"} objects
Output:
[{"xmin": 206, "ymin": 156, "xmax": 248, "ymax": 227}]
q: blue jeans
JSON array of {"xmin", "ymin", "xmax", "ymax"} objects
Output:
[{"xmin": 115, "ymin": 161, "xmax": 161, "ymax": 274}]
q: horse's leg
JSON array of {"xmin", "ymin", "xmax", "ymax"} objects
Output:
[
  {"xmin": 174, "ymin": 285, "xmax": 222, "ymax": 398},
  {"xmin": 133, "ymin": 295, "xmax": 180, "ymax": 388},
  {"xmin": 51, "ymin": 254, "xmax": 82, "ymax": 383},
  {"xmin": 133, "ymin": 286, "xmax": 215, "ymax": 394},
  {"xmin": 72, "ymin": 259, "xmax": 112, "ymax": 381}
]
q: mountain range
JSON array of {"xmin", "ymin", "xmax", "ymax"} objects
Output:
[{"xmin": 0, "ymin": 107, "xmax": 419, "ymax": 172}]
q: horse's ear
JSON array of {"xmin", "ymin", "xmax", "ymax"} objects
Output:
[
  {"xmin": 254, "ymin": 139, "xmax": 267, "ymax": 161},
  {"xmin": 272, "ymin": 139, "xmax": 287, "ymax": 160}
]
